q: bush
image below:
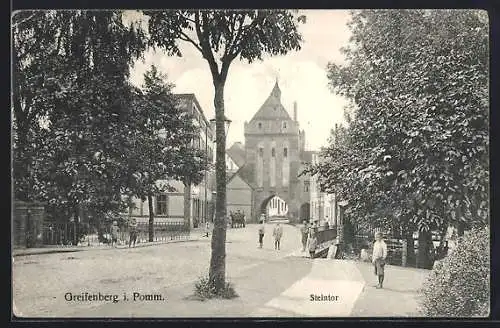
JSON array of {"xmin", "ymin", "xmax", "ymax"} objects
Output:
[
  {"xmin": 194, "ymin": 276, "xmax": 238, "ymax": 300},
  {"xmin": 419, "ymin": 227, "xmax": 490, "ymax": 317}
]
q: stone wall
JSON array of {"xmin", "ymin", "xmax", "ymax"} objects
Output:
[{"xmin": 13, "ymin": 201, "xmax": 45, "ymax": 248}]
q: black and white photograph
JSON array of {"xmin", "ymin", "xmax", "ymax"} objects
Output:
[{"xmin": 11, "ymin": 9, "xmax": 490, "ymax": 318}]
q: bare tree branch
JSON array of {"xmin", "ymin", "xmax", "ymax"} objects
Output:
[
  {"xmin": 195, "ymin": 11, "xmax": 220, "ymax": 80},
  {"xmin": 178, "ymin": 30, "xmax": 203, "ymax": 53}
]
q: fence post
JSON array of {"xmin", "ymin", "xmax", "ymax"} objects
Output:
[{"xmin": 402, "ymin": 239, "xmax": 408, "ymax": 267}]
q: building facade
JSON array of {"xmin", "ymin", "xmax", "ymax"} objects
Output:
[
  {"xmin": 125, "ymin": 94, "xmax": 216, "ymax": 227},
  {"xmin": 309, "ymin": 152, "xmax": 337, "ymax": 227},
  {"xmin": 226, "ymin": 169, "xmax": 254, "ymax": 220},
  {"xmin": 236, "ymin": 82, "xmax": 311, "ymax": 223}
]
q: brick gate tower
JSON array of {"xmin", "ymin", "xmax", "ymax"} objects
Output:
[{"xmin": 240, "ymin": 81, "xmax": 311, "ymax": 222}]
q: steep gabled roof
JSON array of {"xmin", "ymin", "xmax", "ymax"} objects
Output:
[
  {"xmin": 226, "ymin": 164, "xmax": 256, "ymax": 190},
  {"xmin": 227, "ymin": 142, "xmax": 246, "ymax": 168},
  {"xmin": 249, "ymin": 81, "xmax": 292, "ymax": 122}
]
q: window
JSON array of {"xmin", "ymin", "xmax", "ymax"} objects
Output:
[
  {"xmin": 259, "ymin": 147, "xmax": 264, "ymax": 157},
  {"xmin": 272, "ymin": 148, "xmax": 275, "ymax": 157},
  {"xmin": 156, "ymin": 194, "xmax": 168, "ymax": 215},
  {"xmin": 283, "ymin": 122, "xmax": 287, "ymax": 129},
  {"xmin": 258, "ymin": 122, "xmax": 262, "ymax": 129},
  {"xmin": 284, "ymin": 147, "xmax": 288, "ymax": 157},
  {"xmin": 304, "ymin": 181, "xmax": 310, "ymax": 192}
]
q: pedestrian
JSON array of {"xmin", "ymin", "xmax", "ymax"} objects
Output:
[
  {"xmin": 128, "ymin": 218, "xmax": 138, "ymax": 248},
  {"xmin": 204, "ymin": 221, "xmax": 210, "ymax": 237},
  {"xmin": 258, "ymin": 219, "xmax": 265, "ymax": 248},
  {"xmin": 111, "ymin": 220, "xmax": 119, "ymax": 247},
  {"xmin": 372, "ymin": 231, "xmax": 388, "ymax": 289},
  {"xmin": 300, "ymin": 220, "xmax": 309, "ymax": 252},
  {"xmin": 273, "ymin": 223, "xmax": 283, "ymax": 250},
  {"xmin": 308, "ymin": 232, "xmax": 318, "ymax": 259}
]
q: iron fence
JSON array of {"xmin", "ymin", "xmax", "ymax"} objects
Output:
[{"xmin": 40, "ymin": 221, "xmax": 190, "ymax": 246}]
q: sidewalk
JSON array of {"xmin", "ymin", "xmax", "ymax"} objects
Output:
[
  {"xmin": 250, "ymin": 259, "xmax": 430, "ymax": 317},
  {"xmin": 351, "ymin": 261, "xmax": 430, "ymax": 317},
  {"xmin": 12, "ymin": 228, "xmax": 208, "ymax": 257}
]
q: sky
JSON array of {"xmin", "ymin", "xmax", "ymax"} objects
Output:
[{"xmin": 128, "ymin": 10, "xmax": 353, "ymax": 151}]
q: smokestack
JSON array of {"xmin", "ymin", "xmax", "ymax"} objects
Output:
[{"xmin": 293, "ymin": 101, "xmax": 297, "ymax": 121}]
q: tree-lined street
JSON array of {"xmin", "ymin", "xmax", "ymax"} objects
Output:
[{"xmin": 12, "ymin": 9, "xmax": 490, "ymax": 318}]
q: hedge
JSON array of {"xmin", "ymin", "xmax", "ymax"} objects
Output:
[{"xmin": 419, "ymin": 226, "xmax": 490, "ymax": 317}]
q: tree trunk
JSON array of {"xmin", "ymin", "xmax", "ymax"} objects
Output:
[
  {"xmin": 416, "ymin": 229, "xmax": 432, "ymax": 269},
  {"xmin": 405, "ymin": 233, "xmax": 416, "ymax": 267},
  {"xmin": 209, "ymin": 80, "xmax": 228, "ymax": 292},
  {"xmin": 148, "ymin": 193, "xmax": 154, "ymax": 242},
  {"xmin": 457, "ymin": 220, "xmax": 465, "ymax": 237},
  {"xmin": 73, "ymin": 207, "xmax": 79, "ymax": 246},
  {"xmin": 184, "ymin": 180, "xmax": 192, "ymax": 228}
]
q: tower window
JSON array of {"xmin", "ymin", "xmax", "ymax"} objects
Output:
[
  {"xmin": 283, "ymin": 122, "xmax": 287, "ymax": 129},
  {"xmin": 259, "ymin": 147, "xmax": 263, "ymax": 157},
  {"xmin": 284, "ymin": 148, "xmax": 288, "ymax": 157},
  {"xmin": 258, "ymin": 122, "xmax": 262, "ymax": 129},
  {"xmin": 304, "ymin": 181, "xmax": 310, "ymax": 192},
  {"xmin": 271, "ymin": 148, "xmax": 275, "ymax": 157}
]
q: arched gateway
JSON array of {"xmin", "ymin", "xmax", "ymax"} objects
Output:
[{"xmin": 260, "ymin": 195, "xmax": 288, "ymax": 220}]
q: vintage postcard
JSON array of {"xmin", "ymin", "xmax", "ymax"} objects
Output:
[{"xmin": 12, "ymin": 9, "xmax": 490, "ymax": 318}]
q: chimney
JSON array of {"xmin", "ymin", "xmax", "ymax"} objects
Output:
[{"xmin": 293, "ymin": 101, "xmax": 298, "ymax": 121}]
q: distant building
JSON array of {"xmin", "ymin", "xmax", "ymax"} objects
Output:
[
  {"xmin": 309, "ymin": 152, "xmax": 337, "ymax": 227},
  {"xmin": 226, "ymin": 168, "xmax": 254, "ymax": 220},
  {"xmin": 124, "ymin": 93, "xmax": 215, "ymax": 228}
]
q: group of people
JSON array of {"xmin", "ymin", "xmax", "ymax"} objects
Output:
[
  {"xmin": 300, "ymin": 220, "xmax": 319, "ymax": 258},
  {"xmin": 256, "ymin": 218, "xmax": 319, "ymax": 256},
  {"xmin": 109, "ymin": 219, "xmax": 138, "ymax": 248},
  {"xmin": 257, "ymin": 218, "xmax": 284, "ymax": 250}
]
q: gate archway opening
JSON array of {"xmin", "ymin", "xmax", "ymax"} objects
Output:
[
  {"xmin": 299, "ymin": 202, "xmax": 310, "ymax": 222},
  {"xmin": 260, "ymin": 195, "xmax": 288, "ymax": 221}
]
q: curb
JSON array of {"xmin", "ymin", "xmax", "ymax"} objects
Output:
[{"xmin": 13, "ymin": 237, "xmax": 206, "ymax": 257}]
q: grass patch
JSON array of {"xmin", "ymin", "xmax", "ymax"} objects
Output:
[{"xmin": 193, "ymin": 275, "xmax": 238, "ymax": 301}]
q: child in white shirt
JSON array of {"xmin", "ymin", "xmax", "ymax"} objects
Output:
[{"xmin": 372, "ymin": 232, "xmax": 388, "ymax": 288}]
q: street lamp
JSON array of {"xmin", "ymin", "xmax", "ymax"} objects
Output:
[{"xmin": 209, "ymin": 116, "xmax": 232, "ymax": 141}]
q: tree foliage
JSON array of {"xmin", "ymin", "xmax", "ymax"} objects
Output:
[
  {"xmin": 12, "ymin": 11, "xmax": 207, "ymax": 235},
  {"xmin": 127, "ymin": 66, "xmax": 208, "ymax": 240},
  {"xmin": 13, "ymin": 11, "xmax": 147, "ymax": 223},
  {"xmin": 307, "ymin": 10, "xmax": 489, "ymax": 241}
]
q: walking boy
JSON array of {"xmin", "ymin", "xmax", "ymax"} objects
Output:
[
  {"xmin": 128, "ymin": 218, "xmax": 138, "ymax": 248},
  {"xmin": 258, "ymin": 220, "xmax": 265, "ymax": 248},
  {"xmin": 300, "ymin": 220, "xmax": 309, "ymax": 252},
  {"xmin": 308, "ymin": 232, "xmax": 317, "ymax": 258},
  {"xmin": 204, "ymin": 221, "xmax": 210, "ymax": 237},
  {"xmin": 372, "ymin": 232, "xmax": 388, "ymax": 288},
  {"xmin": 273, "ymin": 223, "xmax": 283, "ymax": 250},
  {"xmin": 111, "ymin": 220, "xmax": 119, "ymax": 247}
]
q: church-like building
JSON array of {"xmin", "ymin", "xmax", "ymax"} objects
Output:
[{"xmin": 227, "ymin": 81, "xmax": 313, "ymax": 223}]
